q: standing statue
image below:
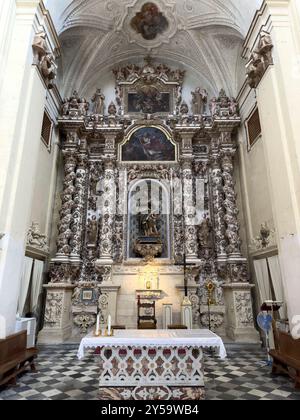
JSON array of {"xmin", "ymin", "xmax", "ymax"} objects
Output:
[
  {"xmin": 87, "ymin": 216, "xmax": 98, "ymax": 244},
  {"xmin": 79, "ymin": 98, "xmax": 89, "ymax": 116},
  {"xmin": 32, "ymin": 31, "xmax": 47, "ymax": 65},
  {"xmin": 191, "ymin": 88, "xmax": 208, "ymax": 115},
  {"xmin": 91, "ymin": 88, "xmax": 105, "ymax": 115},
  {"xmin": 142, "ymin": 213, "xmax": 160, "ymax": 237},
  {"xmin": 40, "ymin": 53, "xmax": 57, "ymax": 89},
  {"xmin": 198, "ymin": 217, "xmax": 212, "ymax": 248},
  {"xmin": 209, "ymin": 97, "xmax": 219, "ymax": 116}
]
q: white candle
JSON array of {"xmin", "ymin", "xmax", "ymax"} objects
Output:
[
  {"xmin": 95, "ymin": 313, "xmax": 100, "ymax": 336},
  {"xmin": 107, "ymin": 314, "xmax": 111, "ymax": 336}
]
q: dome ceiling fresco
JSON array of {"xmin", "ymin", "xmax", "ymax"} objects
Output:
[
  {"xmin": 130, "ymin": 2, "xmax": 169, "ymax": 41},
  {"xmin": 44, "ymin": 0, "xmax": 263, "ymax": 98}
]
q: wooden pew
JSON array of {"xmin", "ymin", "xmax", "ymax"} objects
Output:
[
  {"xmin": 269, "ymin": 329, "xmax": 300, "ymax": 389},
  {"xmin": 0, "ymin": 331, "xmax": 38, "ymax": 387}
]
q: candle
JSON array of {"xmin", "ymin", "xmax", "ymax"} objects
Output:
[
  {"xmin": 95, "ymin": 313, "xmax": 100, "ymax": 336},
  {"xmin": 107, "ymin": 314, "xmax": 111, "ymax": 336}
]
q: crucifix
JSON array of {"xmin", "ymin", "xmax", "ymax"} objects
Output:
[{"xmin": 176, "ymin": 252, "xmax": 198, "ymax": 297}]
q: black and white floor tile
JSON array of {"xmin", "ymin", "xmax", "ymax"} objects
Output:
[{"xmin": 0, "ymin": 346, "xmax": 299, "ymax": 400}]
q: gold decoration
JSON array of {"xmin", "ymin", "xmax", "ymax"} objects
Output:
[{"xmin": 206, "ymin": 280, "xmax": 216, "ymax": 306}]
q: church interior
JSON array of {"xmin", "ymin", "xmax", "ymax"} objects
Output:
[{"xmin": 0, "ymin": 0, "xmax": 300, "ymax": 401}]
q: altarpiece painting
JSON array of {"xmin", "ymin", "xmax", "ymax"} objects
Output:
[{"xmin": 122, "ymin": 127, "xmax": 176, "ymax": 162}]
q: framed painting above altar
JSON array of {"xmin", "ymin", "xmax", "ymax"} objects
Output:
[
  {"xmin": 128, "ymin": 91, "xmax": 170, "ymax": 114},
  {"xmin": 121, "ymin": 127, "xmax": 176, "ymax": 162}
]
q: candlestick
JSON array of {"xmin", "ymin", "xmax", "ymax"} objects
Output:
[
  {"xmin": 95, "ymin": 313, "xmax": 100, "ymax": 336},
  {"xmin": 107, "ymin": 314, "xmax": 111, "ymax": 336}
]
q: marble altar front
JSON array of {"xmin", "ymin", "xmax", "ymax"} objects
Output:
[{"xmin": 78, "ymin": 329, "xmax": 226, "ymax": 400}]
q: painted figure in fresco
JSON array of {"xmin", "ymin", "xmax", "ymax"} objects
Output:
[
  {"xmin": 131, "ymin": 3, "xmax": 169, "ymax": 41},
  {"xmin": 91, "ymin": 88, "xmax": 105, "ymax": 115}
]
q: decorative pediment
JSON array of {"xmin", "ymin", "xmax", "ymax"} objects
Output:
[{"xmin": 114, "ymin": 57, "xmax": 184, "ymax": 116}]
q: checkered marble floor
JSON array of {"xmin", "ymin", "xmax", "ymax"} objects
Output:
[{"xmin": 0, "ymin": 346, "xmax": 299, "ymax": 400}]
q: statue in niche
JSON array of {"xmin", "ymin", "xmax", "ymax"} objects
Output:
[
  {"xmin": 142, "ymin": 213, "xmax": 160, "ymax": 237},
  {"xmin": 87, "ymin": 216, "xmax": 98, "ymax": 244},
  {"xmin": 198, "ymin": 217, "xmax": 213, "ymax": 248},
  {"xmin": 191, "ymin": 88, "xmax": 208, "ymax": 115},
  {"xmin": 91, "ymin": 88, "xmax": 105, "ymax": 115}
]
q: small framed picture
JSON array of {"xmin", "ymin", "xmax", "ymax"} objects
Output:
[{"xmin": 81, "ymin": 289, "xmax": 94, "ymax": 301}]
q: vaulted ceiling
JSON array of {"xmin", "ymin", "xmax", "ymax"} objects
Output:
[{"xmin": 44, "ymin": 0, "xmax": 263, "ymax": 100}]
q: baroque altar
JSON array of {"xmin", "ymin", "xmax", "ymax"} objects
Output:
[
  {"xmin": 39, "ymin": 58, "xmax": 258, "ymax": 344},
  {"xmin": 78, "ymin": 328, "xmax": 226, "ymax": 400}
]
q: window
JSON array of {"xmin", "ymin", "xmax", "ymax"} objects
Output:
[
  {"xmin": 246, "ymin": 107, "xmax": 262, "ymax": 149},
  {"xmin": 41, "ymin": 110, "xmax": 53, "ymax": 150}
]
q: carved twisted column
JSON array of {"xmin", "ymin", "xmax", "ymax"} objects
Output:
[
  {"xmin": 216, "ymin": 134, "xmax": 258, "ymax": 342},
  {"xmin": 40, "ymin": 136, "xmax": 79, "ymax": 344},
  {"xmin": 182, "ymin": 156, "xmax": 198, "ymax": 260},
  {"xmin": 99, "ymin": 158, "xmax": 116, "ymax": 264},
  {"xmin": 55, "ymin": 149, "xmax": 77, "ymax": 260},
  {"xmin": 221, "ymin": 148, "xmax": 242, "ymax": 258},
  {"xmin": 70, "ymin": 149, "xmax": 88, "ymax": 262},
  {"xmin": 210, "ymin": 147, "xmax": 227, "ymax": 261}
]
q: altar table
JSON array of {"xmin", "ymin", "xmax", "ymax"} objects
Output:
[{"xmin": 77, "ymin": 329, "xmax": 226, "ymax": 390}]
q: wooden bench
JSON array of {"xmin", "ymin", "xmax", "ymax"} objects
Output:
[
  {"xmin": 0, "ymin": 331, "xmax": 38, "ymax": 387},
  {"xmin": 269, "ymin": 329, "xmax": 300, "ymax": 389}
]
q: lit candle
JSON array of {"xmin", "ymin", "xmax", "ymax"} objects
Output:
[
  {"xmin": 95, "ymin": 313, "xmax": 100, "ymax": 336},
  {"xmin": 107, "ymin": 314, "xmax": 111, "ymax": 336}
]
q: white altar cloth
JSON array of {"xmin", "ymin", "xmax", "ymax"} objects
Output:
[{"xmin": 77, "ymin": 329, "xmax": 227, "ymax": 360}]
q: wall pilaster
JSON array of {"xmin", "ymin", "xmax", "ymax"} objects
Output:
[
  {"xmin": 243, "ymin": 0, "xmax": 300, "ymax": 330},
  {"xmin": 0, "ymin": 0, "xmax": 60, "ymax": 336}
]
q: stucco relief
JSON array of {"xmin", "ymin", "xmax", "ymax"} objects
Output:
[
  {"xmin": 26, "ymin": 222, "xmax": 49, "ymax": 254},
  {"xmin": 234, "ymin": 291, "xmax": 254, "ymax": 328},
  {"xmin": 44, "ymin": 292, "xmax": 63, "ymax": 328}
]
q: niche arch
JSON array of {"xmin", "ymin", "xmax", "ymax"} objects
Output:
[{"xmin": 127, "ymin": 178, "xmax": 171, "ymax": 259}]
